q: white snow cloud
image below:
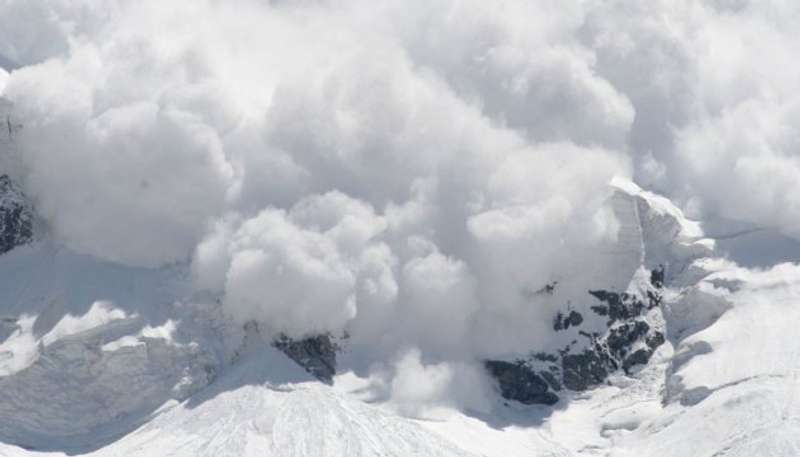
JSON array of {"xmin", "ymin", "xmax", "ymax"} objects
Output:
[
  {"xmin": 582, "ymin": 0, "xmax": 800, "ymax": 237},
  {"xmin": 7, "ymin": 53, "xmax": 234, "ymax": 265},
  {"xmin": 0, "ymin": 68, "xmax": 7, "ymax": 95},
  {"xmin": 199, "ymin": 191, "xmax": 389, "ymax": 337},
  {"xmin": 389, "ymin": 348, "xmax": 493, "ymax": 417},
  {"xmin": 2, "ymin": 0, "xmax": 800, "ymax": 398}
]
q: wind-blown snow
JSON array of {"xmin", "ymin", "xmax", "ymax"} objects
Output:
[{"xmin": 0, "ymin": 69, "xmax": 8, "ymax": 95}]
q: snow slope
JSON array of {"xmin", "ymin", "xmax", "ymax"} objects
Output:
[
  {"xmin": 0, "ymin": 243, "xmax": 222, "ymax": 452},
  {"xmin": 0, "ymin": 340, "xmax": 478, "ymax": 457},
  {"xmin": 622, "ymin": 262, "xmax": 800, "ymax": 457},
  {"xmin": 424, "ymin": 260, "xmax": 800, "ymax": 457},
  {"xmin": 0, "ymin": 242, "xmax": 479, "ymax": 456}
]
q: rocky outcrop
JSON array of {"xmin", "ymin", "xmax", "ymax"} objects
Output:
[
  {"xmin": 553, "ymin": 310, "xmax": 583, "ymax": 331},
  {"xmin": 273, "ymin": 334, "xmax": 338, "ymax": 383},
  {"xmin": 484, "ymin": 360, "xmax": 559, "ymax": 406},
  {"xmin": 487, "ymin": 267, "xmax": 667, "ymax": 404},
  {"xmin": 0, "ymin": 174, "xmax": 32, "ymax": 255},
  {"xmin": 485, "ymin": 179, "xmax": 707, "ymax": 406}
]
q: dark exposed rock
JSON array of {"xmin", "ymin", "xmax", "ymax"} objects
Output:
[
  {"xmin": 553, "ymin": 310, "xmax": 583, "ymax": 331},
  {"xmin": 525, "ymin": 281, "xmax": 559, "ymax": 299},
  {"xmin": 622, "ymin": 348, "xmax": 652, "ymax": 373},
  {"xmin": 487, "ymin": 271, "xmax": 668, "ymax": 404},
  {"xmin": 650, "ymin": 265, "xmax": 665, "ymax": 289},
  {"xmin": 562, "ymin": 348, "xmax": 612, "ymax": 391},
  {"xmin": 533, "ymin": 352, "xmax": 558, "ymax": 363},
  {"xmin": 273, "ymin": 334, "xmax": 338, "ymax": 383},
  {"xmin": 539, "ymin": 370, "xmax": 562, "ymax": 392},
  {"xmin": 646, "ymin": 290, "xmax": 662, "ymax": 308},
  {"xmin": 607, "ymin": 321, "xmax": 650, "ymax": 356},
  {"xmin": 646, "ymin": 331, "xmax": 665, "ymax": 349},
  {"xmin": 553, "ymin": 314, "xmax": 563, "ymax": 331},
  {"xmin": 558, "ymin": 286, "xmax": 664, "ymax": 389},
  {"xmin": 539, "ymin": 281, "xmax": 558, "ymax": 295},
  {"xmin": 590, "ymin": 304, "xmax": 609, "ymax": 316},
  {"xmin": 0, "ymin": 175, "xmax": 32, "ymax": 255},
  {"xmin": 484, "ymin": 360, "xmax": 559, "ymax": 406},
  {"xmin": 588, "ymin": 290, "xmax": 646, "ymax": 323},
  {"xmin": 561, "ymin": 284, "xmax": 665, "ymax": 388}
]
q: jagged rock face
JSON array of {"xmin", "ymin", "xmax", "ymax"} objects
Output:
[
  {"xmin": 484, "ymin": 360, "xmax": 559, "ymax": 406},
  {"xmin": 273, "ymin": 334, "xmax": 338, "ymax": 383},
  {"xmin": 553, "ymin": 310, "xmax": 583, "ymax": 331},
  {"xmin": 0, "ymin": 175, "xmax": 32, "ymax": 255},
  {"xmin": 484, "ymin": 180, "xmax": 706, "ymax": 406},
  {"xmin": 560, "ymin": 349, "xmax": 612, "ymax": 392},
  {"xmin": 487, "ymin": 267, "xmax": 667, "ymax": 404}
]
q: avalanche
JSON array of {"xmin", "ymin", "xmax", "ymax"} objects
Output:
[
  {"xmin": 0, "ymin": 171, "xmax": 798, "ymax": 456},
  {"xmin": 2, "ymin": 2, "xmax": 800, "ymax": 454}
]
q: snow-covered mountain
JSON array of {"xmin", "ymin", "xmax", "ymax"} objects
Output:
[{"xmin": 0, "ymin": 165, "xmax": 798, "ymax": 457}]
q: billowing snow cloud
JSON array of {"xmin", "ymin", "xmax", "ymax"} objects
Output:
[
  {"xmin": 194, "ymin": 191, "xmax": 391, "ymax": 337},
  {"xmin": 582, "ymin": 0, "xmax": 800, "ymax": 231},
  {"xmin": 388, "ymin": 348, "xmax": 492, "ymax": 417},
  {"xmin": 1, "ymin": 0, "xmax": 799, "ymax": 368}
]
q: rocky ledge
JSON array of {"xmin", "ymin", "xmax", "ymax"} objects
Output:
[
  {"xmin": 0, "ymin": 174, "xmax": 32, "ymax": 255},
  {"xmin": 273, "ymin": 334, "xmax": 339, "ymax": 383},
  {"xmin": 485, "ymin": 266, "xmax": 666, "ymax": 405}
]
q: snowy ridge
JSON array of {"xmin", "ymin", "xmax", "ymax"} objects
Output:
[
  {"xmin": 610, "ymin": 177, "xmax": 711, "ymax": 271},
  {"xmin": 0, "ymin": 341, "xmax": 480, "ymax": 457}
]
